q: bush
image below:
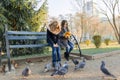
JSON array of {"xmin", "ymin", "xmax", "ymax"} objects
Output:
[
  {"xmin": 85, "ymin": 40, "xmax": 91, "ymax": 46},
  {"xmin": 92, "ymin": 35, "xmax": 102, "ymax": 48},
  {"xmin": 104, "ymin": 38, "xmax": 110, "ymax": 46}
]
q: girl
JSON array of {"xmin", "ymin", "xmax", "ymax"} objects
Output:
[
  {"xmin": 47, "ymin": 21, "xmax": 61, "ymax": 67},
  {"xmin": 59, "ymin": 20, "xmax": 74, "ymax": 61}
]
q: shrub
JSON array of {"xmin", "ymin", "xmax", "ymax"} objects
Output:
[
  {"xmin": 92, "ymin": 35, "xmax": 102, "ymax": 48},
  {"xmin": 85, "ymin": 40, "xmax": 91, "ymax": 46},
  {"xmin": 104, "ymin": 38, "xmax": 110, "ymax": 46}
]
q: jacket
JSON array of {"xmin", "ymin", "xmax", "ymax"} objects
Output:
[{"xmin": 47, "ymin": 29, "xmax": 59, "ymax": 45}]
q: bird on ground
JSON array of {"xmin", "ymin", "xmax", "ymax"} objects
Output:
[
  {"xmin": 22, "ymin": 66, "xmax": 31, "ymax": 77},
  {"xmin": 74, "ymin": 58, "xmax": 86, "ymax": 70},
  {"xmin": 44, "ymin": 63, "xmax": 52, "ymax": 72},
  {"xmin": 22, "ymin": 67, "xmax": 29, "ymax": 76},
  {"xmin": 100, "ymin": 61, "xmax": 116, "ymax": 78},
  {"xmin": 51, "ymin": 62, "xmax": 68, "ymax": 76},
  {"xmin": 26, "ymin": 58, "xmax": 32, "ymax": 64},
  {"xmin": 11, "ymin": 64, "xmax": 15, "ymax": 71},
  {"xmin": 54, "ymin": 62, "xmax": 62, "ymax": 71},
  {"xmin": 44, "ymin": 62, "xmax": 61, "ymax": 72},
  {"xmin": 11, "ymin": 60, "xmax": 18, "ymax": 69},
  {"xmin": 22, "ymin": 63, "xmax": 31, "ymax": 77},
  {"xmin": 72, "ymin": 58, "xmax": 79, "ymax": 66},
  {"xmin": 0, "ymin": 64, "xmax": 6, "ymax": 73}
]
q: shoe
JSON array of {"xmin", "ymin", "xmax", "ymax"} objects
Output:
[
  {"xmin": 52, "ymin": 63, "xmax": 55, "ymax": 68},
  {"xmin": 64, "ymin": 52, "xmax": 69, "ymax": 61}
]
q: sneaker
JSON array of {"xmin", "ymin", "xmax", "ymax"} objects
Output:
[
  {"xmin": 64, "ymin": 52, "xmax": 69, "ymax": 61},
  {"xmin": 52, "ymin": 63, "xmax": 55, "ymax": 68}
]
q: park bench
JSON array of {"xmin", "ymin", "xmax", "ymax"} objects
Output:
[
  {"xmin": 5, "ymin": 25, "xmax": 49, "ymax": 71},
  {"xmin": 4, "ymin": 25, "xmax": 82, "ymax": 71}
]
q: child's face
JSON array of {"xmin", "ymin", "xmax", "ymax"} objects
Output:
[{"xmin": 64, "ymin": 22, "xmax": 68, "ymax": 28}]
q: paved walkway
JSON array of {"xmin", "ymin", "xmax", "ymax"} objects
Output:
[{"xmin": 0, "ymin": 52, "xmax": 120, "ymax": 80}]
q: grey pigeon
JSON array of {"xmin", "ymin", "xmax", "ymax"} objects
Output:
[
  {"xmin": 44, "ymin": 62, "xmax": 61, "ymax": 72},
  {"xmin": 72, "ymin": 58, "xmax": 79, "ymax": 66},
  {"xmin": 74, "ymin": 58, "xmax": 86, "ymax": 70},
  {"xmin": 54, "ymin": 62, "xmax": 62, "ymax": 71},
  {"xmin": 1, "ymin": 64, "xmax": 6, "ymax": 73},
  {"xmin": 44, "ymin": 63, "xmax": 52, "ymax": 72},
  {"xmin": 22, "ymin": 66, "xmax": 31, "ymax": 77},
  {"xmin": 100, "ymin": 61, "xmax": 116, "ymax": 78},
  {"xmin": 51, "ymin": 62, "xmax": 68, "ymax": 76}
]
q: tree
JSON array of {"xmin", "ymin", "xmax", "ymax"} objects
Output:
[
  {"xmin": 99, "ymin": 0, "xmax": 120, "ymax": 44},
  {"xmin": 30, "ymin": 0, "xmax": 48, "ymax": 32},
  {"xmin": 0, "ymin": 3, "xmax": 8, "ymax": 49},
  {"xmin": 0, "ymin": 0, "xmax": 48, "ymax": 50},
  {"xmin": 0, "ymin": 0, "xmax": 36, "ymax": 31},
  {"xmin": 72, "ymin": 0, "xmax": 96, "ymax": 42},
  {"xmin": 73, "ymin": 0, "xmax": 86, "ymax": 42}
]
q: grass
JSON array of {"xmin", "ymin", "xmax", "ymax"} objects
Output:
[
  {"xmin": 72, "ymin": 41, "xmax": 120, "ymax": 55},
  {"xmin": 72, "ymin": 47, "xmax": 120, "ymax": 55},
  {"xmin": 1, "ymin": 42, "xmax": 120, "ymax": 60}
]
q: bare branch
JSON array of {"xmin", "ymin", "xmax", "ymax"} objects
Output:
[
  {"xmin": 102, "ymin": 0, "xmax": 113, "ymax": 14},
  {"xmin": 117, "ymin": 0, "xmax": 120, "ymax": 14}
]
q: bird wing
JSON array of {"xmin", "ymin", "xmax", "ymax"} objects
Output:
[
  {"xmin": 101, "ymin": 67, "xmax": 112, "ymax": 75},
  {"xmin": 58, "ymin": 67, "xmax": 68, "ymax": 75},
  {"xmin": 72, "ymin": 59, "xmax": 79, "ymax": 65},
  {"xmin": 75, "ymin": 61, "xmax": 85, "ymax": 70},
  {"xmin": 79, "ymin": 62, "xmax": 85, "ymax": 68}
]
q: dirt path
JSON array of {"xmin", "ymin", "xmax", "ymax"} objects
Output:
[{"xmin": 1, "ymin": 53, "xmax": 120, "ymax": 80}]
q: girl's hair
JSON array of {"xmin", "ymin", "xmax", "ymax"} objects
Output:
[
  {"xmin": 49, "ymin": 21, "xmax": 61, "ymax": 34},
  {"xmin": 61, "ymin": 20, "xmax": 69, "ymax": 31}
]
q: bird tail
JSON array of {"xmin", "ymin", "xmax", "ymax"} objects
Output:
[
  {"xmin": 110, "ymin": 74, "xmax": 116, "ymax": 78},
  {"xmin": 74, "ymin": 67, "xmax": 78, "ymax": 71},
  {"xmin": 51, "ymin": 72, "xmax": 55, "ymax": 76}
]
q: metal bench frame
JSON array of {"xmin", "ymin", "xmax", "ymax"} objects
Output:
[{"xmin": 5, "ymin": 25, "xmax": 48, "ymax": 71}]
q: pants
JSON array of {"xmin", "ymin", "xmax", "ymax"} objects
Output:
[
  {"xmin": 48, "ymin": 41, "xmax": 61, "ymax": 66},
  {"xmin": 66, "ymin": 40, "xmax": 74, "ymax": 53}
]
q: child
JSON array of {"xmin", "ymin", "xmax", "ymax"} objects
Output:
[
  {"xmin": 59, "ymin": 20, "xmax": 74, "ymax": 61},
  {"xmin": 47, "ymin": 21, "xmax": 61, "ymax": 68}
]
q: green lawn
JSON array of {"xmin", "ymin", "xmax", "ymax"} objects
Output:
[
  {"xmin": 72, "ymin": 47, "xmax": 120, "ymax": 55},
  {"xmin": 2, "ymin": 42, "xmax": 120, "ymax": 60},
  {"xmin": 10, "ymin": 47, "xmax": 120, "ymax": 60}
]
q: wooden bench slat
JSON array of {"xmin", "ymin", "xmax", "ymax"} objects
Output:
[
  {"xmin": 9, "ymin": 44, "xmax": 49, "ymax": 48},
  {"xmin": 8, "ymin": 36, "xmax": 46, "ymax": 40},
  {"xmin": 7, "ymin": 31, "xmax": 46, "ymax": 35}
]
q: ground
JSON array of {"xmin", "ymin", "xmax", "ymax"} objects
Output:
[{"xmin": 1, "ymin": 53, "xmax": 120, "ymax": 80}]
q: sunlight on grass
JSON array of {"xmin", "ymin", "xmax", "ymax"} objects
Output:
[
  {"xmin": 5, "ymin": 41, "xmax": 119, "ymax": 60},
  {"xmin": 80, "ymin": 41, "xmax": 120, "ymax": 49},
  {"xmin": 73, "ymin": 42, "xmax": 120, "ymax": 55}
]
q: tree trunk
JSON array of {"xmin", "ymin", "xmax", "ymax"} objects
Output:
[
  {"xmin": 79, "ymin": 15, "xmax": 84, "ymax": 42},
  {"xmin": 118, "ymin": 34, "xmax": 120, "ymax": 44}
]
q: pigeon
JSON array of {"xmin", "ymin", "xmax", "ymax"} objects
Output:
[
  {"xmin": 44, "ymin": 63, "xmax": 52, "ymax": 72},
  {"xmin": 11, "ymin": 60, "xmax": 18, "ymax": 69},
  {"xmin": 74, "ymin": 58, "xmax": 86, "ymax": 70},
  {"xmin": 54, "ymin": 62, "xmax": 62, "ymax": 71},
  {"xmin": 22, "ymin": 66, "xmax": 31, "ymax": 77},
  {"xmin": 51, "ymin": 62, "xmax": 68, "ymax": 76},
  {"xmin": 26, "ymin": 58, "xmax": 32, "ymax": 64},
  {"xmin": 100, "ymin": 61, "xmax": 116, "ymax": 78},
  {"xmin": 1, "ymin": 64, "xmax": 6, "ymax": 73},
  {"xmin": 1, "ymin": 64, "xmax": 13, "ymax": 73},
  {"xmin": 11, "ymin": 64, "xmax": 15, "ymax": 71},
  {"xmin": 72, "ymin": 58, "xmax": 79, "ymax": 66}
]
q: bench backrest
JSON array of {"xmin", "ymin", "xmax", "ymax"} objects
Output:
[
  {"xmin": 6, "ymin": 31, "xmax": 48, "ymax": 48},
  {"xmin": 5, "ymin": 25, "xmax": 48, "ymax": 71}
]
